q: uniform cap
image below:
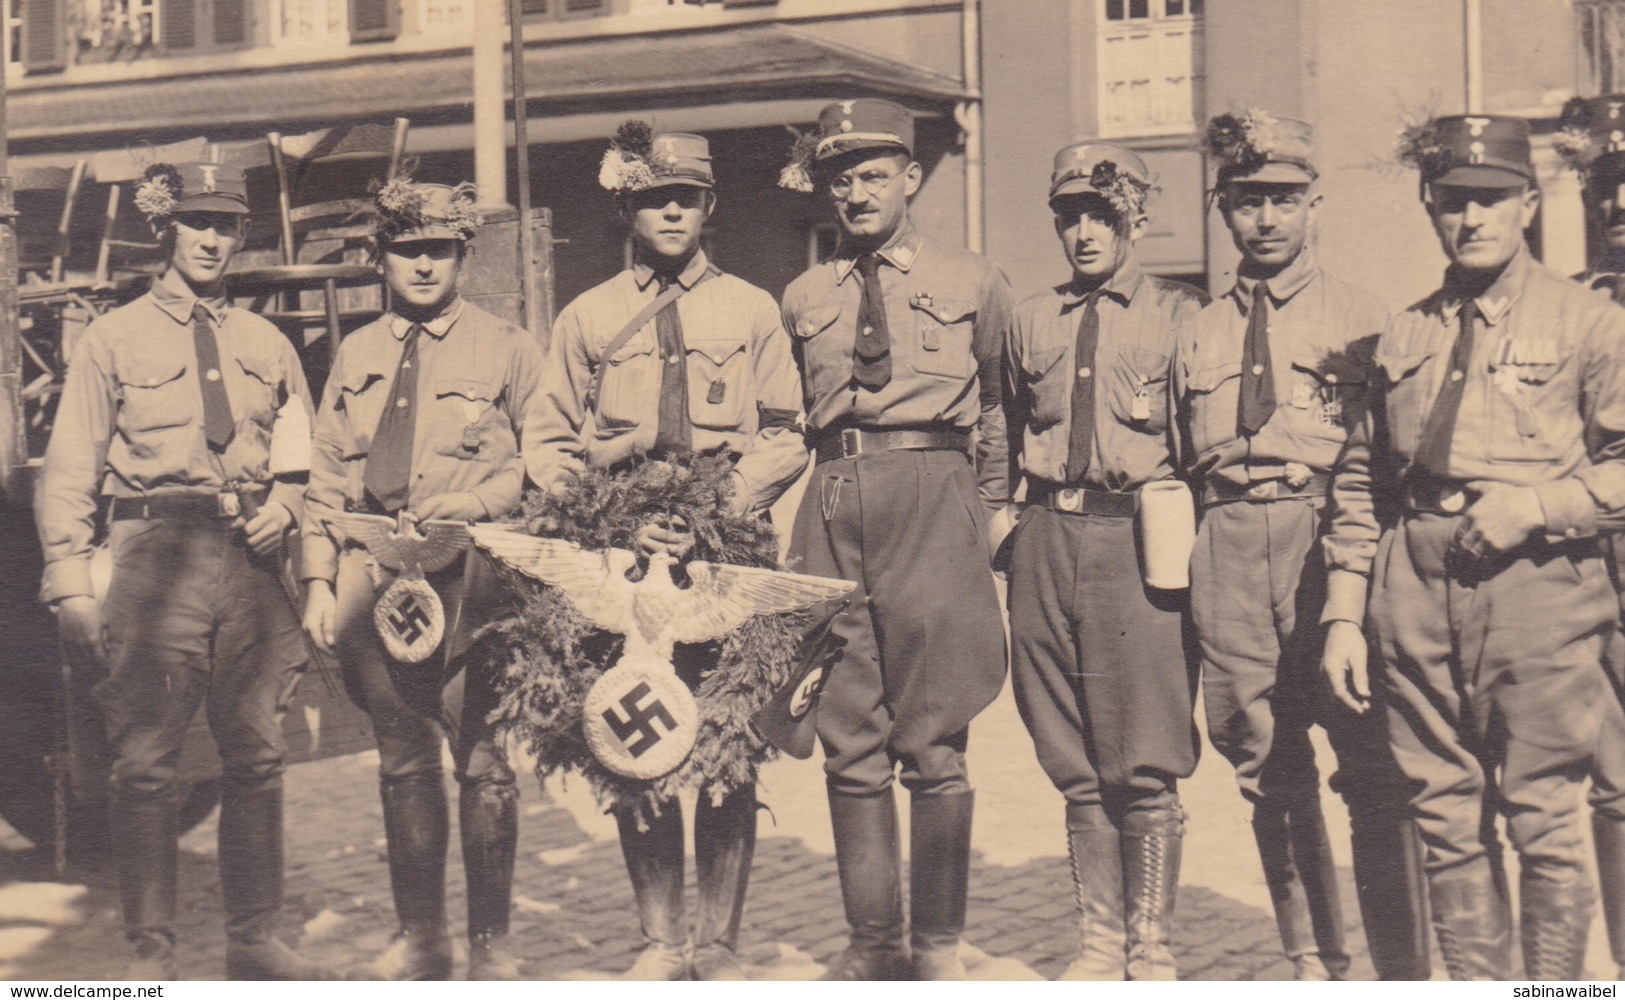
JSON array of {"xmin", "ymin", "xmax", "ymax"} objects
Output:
[
  {"xmin": 1399, "ymin": 114, "xmax": 1533, "ymax": 188},
  {"xmin": 599, "ymin": 122, "xmax": 714, "ymax": 191},
  {"xmin": 374, "ymin": 179, "xmax": 481, "ymax": 243},
  {"xmin": 814, "ymin": 99, "xmax": 914, "ymax": 161},
  {"xmin": 134, "ymin": 161, "xmax": 250, "ymax": 221},
  {"xmin": 1556, "ymin": 95, "xmax": 1625, "ymax": 174},
  {"xmin": 1207, "ymin": 110, "xmax": 1317, "ymax": 184},
  {"xmin": 1049, "ymin": 143, "xmax": 1154, "ymax": 215}
]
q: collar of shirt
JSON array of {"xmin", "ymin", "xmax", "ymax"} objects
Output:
[
  {"xmin": 1058, "ymin": 256, "xmax": 1144, "ymax": 312},
  {"xmin": 833, "ymin": 222, "xmax": 923, "ymax": 284},
  {"xmin": 1231, "ymin": 248, "xmax": 1318, "ymax": 315},
  {"xmin": 1438, "ymin": 244, "xmax": 1530, "ymax": 327},
  {"xmin": 633, "ymin": 248, "xmax": 714, "ymax": 292},
  {"xmin": 150, "ymin": 268, "xmax": 228, "ymax": 326},
  {"xmin": 1590, "ymin": 270, "xmax": 1624, "ymax": 292},
  {"xmin": 388, "ymin": 295, "xmax": 464, "ymax": 341}
]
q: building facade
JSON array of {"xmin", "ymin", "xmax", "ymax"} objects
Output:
[{"xmin": 2, "ymin": 0, "xmax": 1607, "ymax": 317}]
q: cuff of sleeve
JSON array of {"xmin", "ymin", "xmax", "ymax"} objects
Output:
[
  {"xmin": 41, "ymin": 558, "xmax": 94, "ymax": 605},
  {"xmin": 1534, "ymin": 478, "xmax": 1599, "ymax": 542},
  {"xmin": 300, "ymin": 533, "xmax": 339, "ymax": 584},
  {"xmin": 730, "ymin": 472, "xmax": 755, "ymax": 516},
  {"xmin": 1319, "ymin": 569, "xmax": 1370, "ymax": 626},
  {"xmin": 268, "ymin": 479, "xmax": 304, "ymax": 527}
]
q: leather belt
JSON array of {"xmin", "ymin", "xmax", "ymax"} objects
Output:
[
  {"xmin": 1201, "ymin": 473, "xmax": 1330, "ymax": 508},
  {"xmin": 111, "ymin": 492, "xmax": 251, "ymax": 521},
  {"xmin": 1026, "ymin": 481, "xmax": 1138, "ymax": 517},
  {"xmin": 1403, "ymin": 476, "xmax": 1479, "ymax": 516},
  {"xmin": 814, "ymin": 427, "xmax": 970, "ymax": 464}
]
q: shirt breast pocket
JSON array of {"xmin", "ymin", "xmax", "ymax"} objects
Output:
[
  {"xmin": 117, "ymin": 360, "xmax": 193, "ymax": 435},
  {"xmin": 791, "ymin": 304, "xmax": 845, "ymax": 397},
  {"xmin": 1183, "ymin": 360, "xmax": 1241, "ymax": 454},
  {"xmin": 1111, "ymin": 346, "xmax": 1172, "ymax": 434},
  {"xmin": 1486, "ymin": 354, "xmax": 1571, "ymax": 464},
  {"xmin": 334, "ymin": 371, "xmax": 386, "ymax": 459},
  {"xmin": 1288, "ymin": 352, "xmax": 1367, "ymax": 438},
  {"xmin": 909, "ymin": 296, "xmax": 976, "ymax": 381},
  {"xmin": 233, "ymin": 355, "xmax": 284, "ymax": 431},
  {"xmin": 1019, "ymin": 343, "xmax": 1069, "ymax": 429},
  {"xmin": 433, "ymin": 375, "xmax": 505, "ymax": 460},
  {"xmin": 685, "ymin": 337, "xmax": 748, "ymax": 430},
  {"xmin": 1374, "ymin": 350, "xmax": 1434, "ymax": 458},
  {"xmin": 598, "ymin": 335, "xmax": 657, "ymax": 432}
]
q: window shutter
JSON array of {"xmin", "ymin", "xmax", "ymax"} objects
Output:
[
  {"xmin": 162, "ymin": 0, "xmax": 200, "ymax": 50},
  {"xmin": 349, "ymin": 0, "xmax": 399, "ymax": 41},
  {"xmin": 721, "ymin": 0, "xmax": 779, "ymax": 7},
  {"xmin": 212, "ymin": 0, "xmax": 248, "ymax": 46},
  {"xmin": 20, "ymin": 0, "xmax": 69, "ymax": 74},
  {"xmin": 519, "ymin": 0, "xmax": 548, "ymax": 13},
  {"xmin": 562, "ymin": 0, "xmax": 602, "ymax": 13}
]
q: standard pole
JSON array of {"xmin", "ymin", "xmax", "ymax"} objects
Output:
[{"xmin": 508, "ymin": 0, "xmax": 541, "ymax": 340}]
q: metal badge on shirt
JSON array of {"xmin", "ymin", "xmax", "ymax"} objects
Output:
[{"xmin": 1491, "ymin": 337, "xmax": 1559, "ymax": 438}]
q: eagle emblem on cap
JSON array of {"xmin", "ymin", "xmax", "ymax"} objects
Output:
[{"xmin": 1465, "ymin": 117, "xmax": 1490, "ymax": 136}]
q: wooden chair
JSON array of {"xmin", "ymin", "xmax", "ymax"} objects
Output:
[
  {"xmin": 87, "ymin": 137, "xmax": 213, "ymax": 290},
  {"xmin": 227, "ymin": 118, "xmax": 410, "ymax": 365},
  {"xmin": 15, "ymin": 160, "xmax": 87, "ymax": 286}
]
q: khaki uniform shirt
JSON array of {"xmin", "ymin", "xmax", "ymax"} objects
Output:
[
  {"xmin": 533, "ymin": 250, "xmax": 806, "ymax": 514},
  {"xmin": 1177, "ymin": 249, "xmax": 1389, "ymax": 495},
  {"xmin": 1008, "ymin": 259, "xmax": 1207, "ymax": 490},
  {"xmin": 35, "ymin": 269, "xmax": 311, "ymax": 603},
  {"xmin": 781, "ymin": 223, "xmax": 1013, "ymax": 509},
  {"xmin": 1323, "ymin": 246, "xmax": 1625, "ymax": 622},
  {"xmin": 301, "ymin": 297, "xmax": 547, "ymax": 583}
]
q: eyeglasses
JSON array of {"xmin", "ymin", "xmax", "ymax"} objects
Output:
[{"xmin": 827, "ymin": 169, "xmax": 904, "ymax": 200}]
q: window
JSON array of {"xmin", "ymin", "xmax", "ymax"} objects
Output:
[
  {"xmin": 6, "ymin": 0, "xmax": 22, "ymax": 73},
  {"xmin": 274, "ymin": 0, "xmax": 346, "ymax": 45},
  {"xmin": 519, "ymin": 0, "xmax": 609, "ymax": 21},
  {"xmin": 419, "ymin": 0, "xmax": 472, "ymax": 30},
  {"xmin": 157, "ymin": 0, "xmax": 251, "ymax": 54},
  {"xmin": 1579, "ymin": 0, "xmax": 1625, "ymax": 95},
  {"xmin": 1098, "ymin": 0, "xmax": 1204, "ymax": 138}
]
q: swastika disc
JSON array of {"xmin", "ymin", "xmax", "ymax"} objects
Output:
[
  {"xmin": 373, "ymin": 576, "xmax": 445, "ymax": 664},
  {"xmin": 583, "ymin": 661, "xmax": 698, "ymax": 781}
]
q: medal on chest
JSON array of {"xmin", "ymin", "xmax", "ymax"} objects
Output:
[{"xmin": 326, "ymin": 511, "xmax": 473, "ymax": 663}]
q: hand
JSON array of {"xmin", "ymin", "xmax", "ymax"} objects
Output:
[
  {"xmin": 415, "ymin": 491, "xmax": 486, "ymax": 522},
  {"xmin": 57, "ymin": 595, "xmax": 107, "ymax": 667},
  {"xmin": 988, "ymin": 505, "xmax": 1017, "ymax": 577},
  {"xmin": 242, "ymin": 502, "xmax": 294, "ymax": 556},
  {"xmin": 302, "ymin": 580, "xmax": 337, "ymax": 655},
  {"xmin": 1459, "ymin": 484, "xmax": 1544, "ymax": 557},
  {"xmin": 636, "ymin": 514, "xmax": 695, "ymax": 560},
  {"xmin": 1322, "ymin": 619, "xmax": 1371, "ymax": 714}
]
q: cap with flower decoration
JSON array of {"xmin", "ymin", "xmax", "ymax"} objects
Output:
[
  {"xmin": 1048, "ymin": 142, "xmax": 1157, "ymax": 216},
  {"xmin": 778, "ymin": 99, "xmax": 914, "ymax": 193},
  {"xmin": 1555, "ymin": 95, "xmax": 1625, "ymax": 177},
  {"xmin": 372, "ymin": 178, "xmax": 481, "ymax": 244},
  {"xmin": 1206, "ymin": 109, "xmax": 1317, "ymax": 184},
  {"xmin": 1396, "ymin": 114, "xmax": 1532, "ymax": 189},
  {"xmin": 599, "ymin": 121, "xmax": 714, "ymax": 192},
  {"xmin": 133, "ymin": 161, "xmax": 250, "ymax": 222}
]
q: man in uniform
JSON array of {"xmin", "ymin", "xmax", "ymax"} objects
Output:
[
  {"xmin": 1558, "ymin": 94, "xmax": 1625, "ymax": 980},
  {"xmin": 1178, "ymin": 112, "xmax": 1429, "ymax": 980},
  {"xmin": 1004, "ymin": 143, "xmax": 1206, "ymax": 980},
  {"xmin": 301, "ymin": 180, "xmax": 542, "ymax": 980},
  {"xmin": 34, "ymin": 160, "xmax": 330, "ymax": 980},
  {"xmin": 532, "ymin": 129, "xmax": 806, "ymax": 980},
  {"xmin": 1322, "ymin": 115, "xmax": 1625, "ymax": 979},
  {"xmin": 778, "ymin": 98, "xmax": 1012, "ymax": 981}
]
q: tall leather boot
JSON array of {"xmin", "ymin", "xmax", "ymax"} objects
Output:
[
  {"xmin": 1520, "ymin": 874, "xmax": 1594, "ymax": 980},
  {"xmin": 1121, "ymin": 806, "xmax": 1183, "ymax": 981},
  {"xmin": 461, "ymin": 782, "xmax": 521, "ymax": 980},
  {"xmin": 1252, "ymin": 798, "xmax": 1350, "ymax": 981},
  {"xmin": 822, "ymin": 786, "xmax": 910, "ymax": 981},
  {"xmin": 111, "ymin": 788, "xmax": 179, "ymax": 981},
  {"xmin": 1595, "ymin": 813, "xmax": 1625, "ymax": 979},
  {"xmin": 1349, "ymin": 815, "xmax": 1431, "ymax": 980},
  {"xmin": 1429, "ymin": 864, "xmax": 1512, "ymax": 980},
  {"xmin": 910, "ymin": 790, "xmax": 975, "ymax": 981},
  {"xmin": 690, "ymin": 786, "xmax": 758, "ymax": 981},
  {"xmin": 1056, "ymin": 802, "xmax": 1125, "ymax": 980},
  {"xmin": 218, "ymin": 784, "xmax": 338, "ymax": 980},
  {"xmin": 351, "ymin": 775, "xmax": 453, "ymax": 980},
  {"xmin": 614, "ymin": 798, "xmax": 687, "ymax": 980}
]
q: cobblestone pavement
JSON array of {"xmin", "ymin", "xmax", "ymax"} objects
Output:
[{"xmin": 0, "ymin": 682, "xmax": 1615, "ymax": 981}]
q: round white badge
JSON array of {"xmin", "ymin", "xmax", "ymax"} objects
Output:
[
  {"xmin": 372, "ymin": 576, "xmax": 445, "ymax": 664},
  {"xmin": 582, "ymin": 660, "xmax": 698, "ymax": 781}
]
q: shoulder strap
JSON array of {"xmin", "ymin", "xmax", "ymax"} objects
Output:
[{"xmin": 585, "ymin": 266, "xmax": 720, "ymax": 412}]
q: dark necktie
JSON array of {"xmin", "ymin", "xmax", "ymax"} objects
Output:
[
  {"xmin": 1413, "ymin": 298, "xmax": 1477, "ymax": 479},
  {"xmin": 853, "ymin": 253, "xmax": 893, "ymax": 390},
  {"xmin": 191, "ymin": 304, "xmax": 234, "ymax": 451},
  {"xmin": 363, "ymin": 323, "xmax": 423, "ymax": 513},
  {"xmin": 652, "ymin": 275, "xmax": 693, "ymax": 456},
  {"xmin": 1065, "ymin": 288, "xmax": 1103, "ymax": 482},
  {"xmin": 1237, "ymin": 281, "xmax": 1275, "ymax": 436}
]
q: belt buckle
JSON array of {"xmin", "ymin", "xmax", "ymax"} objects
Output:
[
  {"xmin": 840, "ymin": 428, "xmax": 863, "ymax": 458},
  {"xmin": 218, "ymin": 492, "xmax": 241, "ymax": 519},
  {"xmin": 1245, "ymin": 481, "xmax": 1280, "ymax": 501},
  {"xmin": 1057, "ymin": 488, "xmax": 1082, "ymax": 513},
  {"xmin": 1438, "ymin": 487, "xmax": 1466, "ymax": 513}
]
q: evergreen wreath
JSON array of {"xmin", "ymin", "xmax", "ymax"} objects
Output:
[{"xmin": 482, "ymin": 449, "xmax": 809, "ymax": 820}]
